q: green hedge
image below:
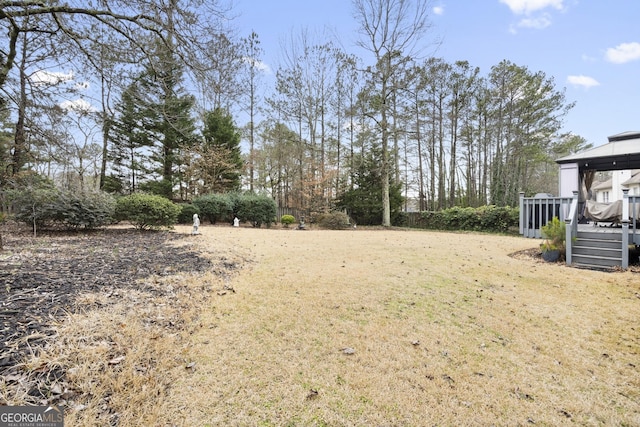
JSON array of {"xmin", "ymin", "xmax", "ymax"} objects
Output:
[
  {"xmin": 234, "ymin": 193, "xmax": 277, "ymax": 228},
  {"xmin": 419, "ymin": 205, "xmax": 519, "ymax": 233},
  {"xmin": 11, "ymin": 187, "xmax": 116, "ymax": 231},
  {"xmin": 193, "ymin": 194, "xmax": 232, "ymax": 224},
  {"xmin": 115, "ymin": 193, "xmax": 180, "ymax": 230},
  {"xmin": 178, "ymin": 203, "xmax": 200, "ymax": 224},
  {"xmin": 191, "ymin": 192, "xmax": 277, "ymax": 228},
  {"xmin": 52, "ymin": 191, "xmax": 116, "ymax": 229}
]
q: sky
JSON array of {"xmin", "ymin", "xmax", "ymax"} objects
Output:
[{"xmin": 234, "ymin": 0, "xmax": 640, "ymax": 149}]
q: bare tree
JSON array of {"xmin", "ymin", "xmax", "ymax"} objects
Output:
[
  {"xmin": 352, "ymin": 0, "xmax": 435, "ymax": 226},
  {"xmin": 0, "ymin": 1, "xmax": 231, "ymax": 87},
  {"xmin": 240, "ymin": 31, "xmax": 264, "ymax": 192},
  {"xmin": 0, "ymin": 0, "xmax": 233, "ymax": 188}
]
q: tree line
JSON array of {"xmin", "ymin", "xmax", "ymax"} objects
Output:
[{"xmin": 0, "ymin": 0, "xmax": 590, "ymax": 227}]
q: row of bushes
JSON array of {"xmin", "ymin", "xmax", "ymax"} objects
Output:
[
  {"xmin": 7, "ymin": 188, "xmax": 279, "ymax": 232},
  {"xmin": 6, "ymin": 185, "xmax": 519, "ymax": 234},
  {"xmin": 418, "ymin": 205, "xmax": 519, "ymax": 233},
  {"xmin": 184, "ymin": 193, "xmax": 277, "ymax": 228},
  {"xmin": 10, "ymin": 188, "xmax": 117, "ymax": 231}
]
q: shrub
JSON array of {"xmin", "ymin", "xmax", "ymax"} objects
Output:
[
  {"xmin": 314, "ymin": 211, "xmax": 351, "ymax": 230},
  {"xmin": 52, "ymin": 191, "xmax": 116, "ymax": 230},
  {"xmin": 178, "ymin": 204, "xmax": 200, "ymax": 224},
  {"xmin": 193, "ymin": 194, "xmax": 232, "ymax": 224},
  {"xmin": 419, "ymin": 205, "xmax": 519, "ymax": 233},
  {"xmin": 441, "ymin": 206, "xmax": 479, "ymax": 230},
  {"xmin": 115, "ymin": 193, "xmax": 180, "ymax": 230},
  {"xmin": 11, "ymin": 188, "xmax": 116, "ymax": 231},
  {"xmin": 11, "ymin": 186, "xmax": 60, "ymax": 231},
  {"xmin": 234, "ymin": 193, "xmax": 277, "ymax": 228},
  {"xmin": 281, "ymin": 214, "xmax": 295, "ymax": 227},
  {"xmin": 477, "ymin": 205, "xmax": 519, "ymax": 233}
]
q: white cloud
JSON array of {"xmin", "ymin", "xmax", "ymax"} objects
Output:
[
  {"xmin": 567, "ymin": 75, "xmax": 600, "ymax": 89},
  {"xmin": 433, "ymin": 6, "xmax": 444, "ymax": 15},
  {"xmin": 242, "ymin": 56, "xmax": 272, "ymax": 74},
  {"xmin": 516, "ymin": 14, "xmax": 551, "ymax": 29},
  {"xmin": 60, "ymin": 99, "xmax": 96, "ymax": 113},
  {"xmin": 499, "ymin": 0, "xmax": 563, "ymax": 15},
  {"xmin": 30, "ymin": 70, "xmax": 74, "ymax": 86},
  {"xmin": 605, "ymin": 42, "xmax": 640, "ymax": 64}
]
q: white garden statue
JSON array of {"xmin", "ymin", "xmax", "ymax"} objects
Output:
[{"xmin": 192, "ymin": 213, "xmax": 200, "ymax": 234}]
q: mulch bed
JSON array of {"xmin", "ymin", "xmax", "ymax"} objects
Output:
[
  {"xmin": 0, "ymin": 223, "xmax": 237, "ymax": 406},
  {"xmin": 509, "ymin": 246, "xmax": 640, "ymax": 272}
]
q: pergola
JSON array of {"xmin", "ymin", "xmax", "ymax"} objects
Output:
[{"xmin": 556, "ymin": 131, "xmax": 640, "ymax": 200}]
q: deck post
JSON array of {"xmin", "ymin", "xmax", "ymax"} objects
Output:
[
  {"xmin": 565, "ymin": 191, "xmax": 579, "ymax": 266},
  {"xmin": 519, "ymin": 192, "xmax": 525, "ymax": 235},
  {"xmin": 621, "ymin": 189, "xmax": 630, "ymax": 269}
]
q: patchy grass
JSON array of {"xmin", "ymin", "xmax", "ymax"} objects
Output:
[
  {"xmin": 162, "ymin": 226, "xmax": 640, "ymax": 426},
  {"xmin": 2, "ymin": 225, "xmax": 639, "ymax": 426}
]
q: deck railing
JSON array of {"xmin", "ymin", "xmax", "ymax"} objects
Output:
[
  {"xmin": 519, "ymin": 192, "xmax": 574, "ymax": 238},
  {"xmin": 629, "ymin": 193, "xmax": 640, "ymax": 246}
]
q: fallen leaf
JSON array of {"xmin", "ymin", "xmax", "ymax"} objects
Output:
[
  {"xmin": 306, "ymin": 389, "xmax": 319, "ymax": 400},
  {"xmin": 559, "ymin": 409, "xmax": 572, "ymax": 418},
  {"xmin": 49, "ymin": 383, "xmax": 63, "ymax": 395},
  {"xmin": 442, "ymin": 374, "xmax": 455, "ymax": 383},
  {"xmin": 341, "ymin": 347, "xmax": 355, "ymax": 355},
  {"xmin": 108, "ymin": 355, "xmax": 126, "ymax": 365}
]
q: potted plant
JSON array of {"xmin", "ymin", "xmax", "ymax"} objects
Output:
[{"xmin": 540, "ymin": 216, "xmax": 565, "ymax": 262}]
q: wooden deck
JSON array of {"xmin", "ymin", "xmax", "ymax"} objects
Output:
[{"xmin": 520, "ymin": 192, "xmax": 640, "ymax": 269}]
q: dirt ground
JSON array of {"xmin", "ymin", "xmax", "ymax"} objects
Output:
[{"xmin": 1, "ymin": 223, "xmax": 639, "ymax": 426}]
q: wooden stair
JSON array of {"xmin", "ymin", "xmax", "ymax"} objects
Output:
[{"xmin": 571, "ymin": 231, "xmax": 623, "ymax": 270}]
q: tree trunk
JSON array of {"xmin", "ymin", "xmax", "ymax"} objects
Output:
[
  {"xmin": 12, "ymin": 37, "xmax": 29, "ymax": 175},
  {"xmin": 381, "ymin": 75, "xmax": 391, "ymax": 227}
]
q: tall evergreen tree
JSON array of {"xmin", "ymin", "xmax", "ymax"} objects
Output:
[
  {"xmin": 337, "ymin": 149, "xmax": 403, "ymax": 226},
  {"xmin": 200, "ymin": 108, "xmax": 243, "ymax": 192},
  {"xmin": 107, "ymin": 78, "xmax": 154, "ymax": 194},
  {"xmin": 487, "ymin": 60, "xmax": 572, "ymax": 206},
  {"xmin": 109, "ymin": 43, "xmax": 197, "ymax": 199}
]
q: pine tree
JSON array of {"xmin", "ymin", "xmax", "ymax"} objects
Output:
[
  {"xmin": 109, "ymin": 42, "xmax": 197, "ymax": 199},
  {"xmin": 337, "ymin": 149, "xmax": 403, "ymax": 226},
  {"xmin": 199, "ymin": 108, "xmax": 243, "ymax": 193},
  {"xmin": 107, "ymin": 79, "xmax": 154, "ymax": 194}
]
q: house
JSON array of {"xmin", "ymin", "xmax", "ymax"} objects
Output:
[
  {"xmin": 591, "ymin": 170, "xmax": 640, "ymax": 203},
  {"xmin": 519, "ymin": 131, "xmax": 640, "ymax": 269},
  {"xmin": 622, "ymin": 170, "xmax": 640, "ymax": 196},
  {"xmin": 591, "ymin": 179, "xmax": 612, "ymax": 203}
]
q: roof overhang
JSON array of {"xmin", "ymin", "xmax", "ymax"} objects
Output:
[{"xmin": 556, "ymin": 131, "xmax": 640, "ymax": 171}]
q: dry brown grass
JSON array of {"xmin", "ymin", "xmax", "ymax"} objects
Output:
[
  {"xmin": 7, "ymin": 225, "xmax": 639, "ymax": 426},
  {"xmin": 157, "ymin": 226, "xmax": 639, "ymax": 426}
]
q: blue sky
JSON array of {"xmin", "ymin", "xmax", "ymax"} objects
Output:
[{"xmin": 235, "ymin": 0, "xmax": 640, "ymax": 148}]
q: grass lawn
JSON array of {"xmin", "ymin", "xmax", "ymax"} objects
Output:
[
  {"xmin": 157, "ymin": 226, "xmax": 639, "ymax": 426},
  {"xmin": 13, "ymin": 225, "xmax": 637, "ymax": 426}
]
